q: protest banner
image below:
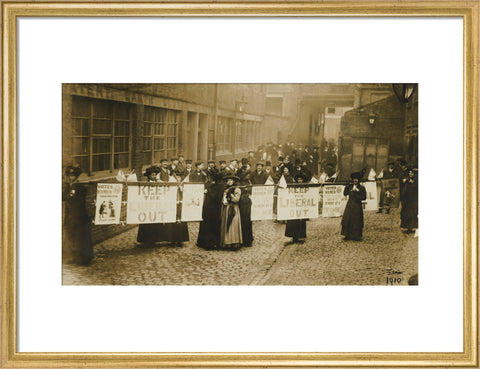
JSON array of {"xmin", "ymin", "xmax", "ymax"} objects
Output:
[
  {"xmin": 181, "ymin": 183, "xmax": 205, "ymax": 222},
  {"xmin": 126, "ymin": 184, "xmax": 177, "ymax": 224},
  {"xmin": 362, "ymin": 181, "xmax": 378, "ymax": 211},
  {"xmin": 277, "ymin": 186, "xmax": 319, "ymax": 220},
  {"xmin": 251, "ymin": 185, "xmax": 275, "ymax": 221},
  {"xmin": 322, "ymin": 185, "xmax": 347, "ymax": 218},
  {"xmin": 94, "ymin": 183, "xmax": 123, "ymax": 225},
  {"xmin": 380, "ymin": 178, "xmax": 401, "ymax": 208}
]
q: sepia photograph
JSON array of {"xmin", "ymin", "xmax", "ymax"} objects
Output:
[{"xmin": 62, "ymin": 83, "xmax": 418, "ymax": 286}]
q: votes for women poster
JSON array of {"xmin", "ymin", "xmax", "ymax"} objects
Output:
[
  {"xmin": 251, "ymin": 185, "xmax": 275, "ymax": 221},
  {"xmin": 181, "ymin": 183, "xmax": 205, "ymax": 222},
  {"xmin": 126, "ymin": 184, "xmax": 178, "ymax": 224},
  {"xmin": 94, "ymin": 183, "xmax": 123, "ymax": 225}
]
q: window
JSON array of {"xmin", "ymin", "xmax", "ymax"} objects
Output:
[
  {"xmin": 327, "ymin": 107, "xmax": 336, "ymax": 114},
  {"xmin": 265, "ymin": 97, "xmax": 283, "ymax": 116},
  {"xmin": 143, "ymin": 106, "xmax": 179, "ymax": 165},
  {"xmin": 216, "ymin": 117, "xmax": 233, "ymax": 152},
  {"xmin": 71, "ymin": 96, "xmax": 132, "ymax": 174}
]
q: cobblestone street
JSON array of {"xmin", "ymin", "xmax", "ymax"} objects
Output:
[{"xmin": 63, "ymin": 208, "xmax": 417, "ymax": 286}]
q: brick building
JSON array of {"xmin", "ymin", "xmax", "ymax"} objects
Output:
[
  {"xmin": 338, "ymin": 88, "xmax": 418, "ymax": 180},
  {"xmin": 62, "ymin": 83, "xmax": 266, "ymax": 182}
]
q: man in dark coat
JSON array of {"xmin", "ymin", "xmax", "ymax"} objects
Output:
[
  {"xmin": 63, "ymin": 165, "xmax": 94, "ymax": 265},
  {"xmin": 182, "ymin": 160, "xmax": 193, "ymax": 181},
  {"xmin": 341, "ymin": 172, "xmax": 367, "ymax": 241},
  {"xmin": 251, "ymin": 162, "xmax": 268, "ymax": 185},
  {"xmin": 158, "ymin": 159, "xmax": 170, "ymax": 182},
  {"xmin": 190, "ymin": 161, "xmax": 207, "ymax": 183},
  {"xmin": 400, "ymin": 167, "xmax": 418, "ymax": 233}
]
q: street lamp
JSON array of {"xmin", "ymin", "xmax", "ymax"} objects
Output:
[
  {"xmin": 392, "ymin": 83, "xmax": 417, "ymax": 103},
  {"xmin": 368, "ymin": 112, "xmax": 376, "ymax": 125}
]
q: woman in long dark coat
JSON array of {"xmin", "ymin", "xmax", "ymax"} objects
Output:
[
  {"xmin": 400, "ymin": 167, "xmax": 418, "ymax": 233},
  {"xmin": 197, "ymin": 168, "xmax": 224, "ymax": 250},
  {"xmin": 284, "ymin": 173, "xmax": 308, "ymax": 243},
  {"xmin": 137, "ymin": 165, "xmax": 189, "ymax": 246},
  {"xmin": 63, "ymin": 165, "xmax": 94, "ymax": 265},
  {"xmin": 239, "ymin": 169, "xmax": 254, "ymax": 247},
  {"xmin": 341, "ymin": 172, "xmax": 367, "ymax": 241}
]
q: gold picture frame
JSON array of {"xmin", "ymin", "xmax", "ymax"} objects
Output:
[{"xmin": 2, "ymin": 1, "xmax": 478, "ymax": 367}]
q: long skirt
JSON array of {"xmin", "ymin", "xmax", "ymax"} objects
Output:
[
  {"xmin": 197, "ymin": 209, "xmax": 221, "ymax": 249},
  {"xmin": 63, "ymin": 222, "xmax": 94, "ymax": 265},
  {"xmin": 341, "ymin": 200, "xmax": 364, "ymax": 240},
  {"xmin": 285, "ymin": 219, "xmax": 307, "ymax": 239},
  {"xmin": 219, "ymin": 203, "xmax": 243, "ymax": 248},
  {"xmin": 239, "ymin": 195, "xmax": 253, "ymax": 246},
  {"xmin": 137, "ymin": 222, "xmax": 189, "ymax": 243}
]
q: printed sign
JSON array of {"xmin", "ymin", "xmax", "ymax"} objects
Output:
[
  {"xmin": 322, "ymin": 185, "xmax": 347, "ymax": 218},
  {"xmin": 251, "ymin": 185, "xmax": 275, "ymax": 221},
  {"xmin": 181, "ymin": 184, "xmax": 205, "ymax": 222},
  {"xmin": 94, "ymin": 183, "xmax": 123, "ymax": 225},
  {"xmin": 126, "ymin": 184, "xmax": 177, "ymax": 224},
  {"xmin": 277, "ymin": 186, "xmax": 319, "ymax": 220},
  {"xmin": 380, "ymin": 178, "xmax": 401, "ymax": 208},
  {"xmin": 362, "ymin": 181, "xmax": 378, "ymax": 211}
]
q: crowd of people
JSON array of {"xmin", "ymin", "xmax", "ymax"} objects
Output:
[{"xmin": 62, "ymin": 141, "xmax": 418, "ymax": 265}]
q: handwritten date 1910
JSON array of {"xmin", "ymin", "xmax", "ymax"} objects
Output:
[{"xmin": 386, "ymin": 268, "xmax": 404, "ymax": 285}]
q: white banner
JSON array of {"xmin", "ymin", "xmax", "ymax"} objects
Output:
[
  {"xmin": 362, "ymin": 181, "xmax": 378, "ymax": 211},
  {"xmin": 277, "ymin": 186, "xmax": 319, "ymax": 220},
  {"xmin": 251, "ymin": 185, "xmax": 275, "ymax": 221},
  {"xmin": 94, "ymin": 183, "xmax": 123, "ymax": 225},
  {"xmin": 126, "ymin": 184, "xmax": 177, "ymax": 224},
  {"xmin": 322, "ymin": 185, "xmax": 347, "ymax": 218},
  {"xmin": 181, "ymin": 184, "xmax": 205, "ymax": 222}
]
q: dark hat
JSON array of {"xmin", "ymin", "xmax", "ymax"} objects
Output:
[
  {"xmin": 65, "ymin": 165, "xmax": 82, "ymax": 178},
  {"xmin": 295, "ymin": 159, "xmax": 301, "ymax": 165},
  {"xmin": 195, "ymin": 161, "xmax": 203, "ymax": 167},
  {"xmin": 294, "ymin": 172, "xmax": 307, "ymax": 182},
  {"xmin": 207, "ymin": 167, "xmax": 223, "ymax": 181},
  {"xmin": 265, "ymin": 161, "xmax": 272, "ymax": 166},
  {"xmin": 185, "ymin": 159, "xmax": 193, "ymax": 164},
  {"xmin": 207, "ymin": 160, "xmax": 215, "ymax": 164},
  {"xmin": 350, "ymin": 172, "xmax": 363, "ymax": 180},
  {"xmin": 399, "ymin": 159, "xmax": 408, "ymax": 166},
  {"xmin": 327, "ymin": 162, "xmax": 334, "ymax": 167},
  {"xmin": 170, "ymin": 157, "xmax": 178, "ymax": 161},
  {"xmin": 256, "ymin": 161, "xmax": 265, "ymax": 167},
  {"xmin": 387, "ymin": 161, "xmax": 395, "ymax": 166},
  {"xmin": 144, "ymin": 165, "xmax": 160, "ymax": 177},
  {"xmin": 278, "ymin": 156, "xmax": 284, "ymax": 161},
  {"xmin": 223, "ymin": 173, "xmax": 240, "ymax": 181},
  {"xmin": 219, "ymin": 160, "xmax": 226, "ymax": 164},
  {"xmin": 241, "ymin": 157, "xmax": 248, "ymax": 164},
  {"xmin": 160, "ymin": 158, "xmax": 168, "ymax": 163}
]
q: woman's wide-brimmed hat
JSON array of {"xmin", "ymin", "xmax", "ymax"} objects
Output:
[
  {"xmin": 65, "ymin": 165, "xmax": 82, "ymax": 178},
  {"xmin": 223, "ymin": 173, "xmax": 240, "ymax": 181},
  {"xmin": 144, "ymin": 165, "xmax": 160, "ymax": 177},
  {"xmin": 350, "ymin": 171, "xmax": 363, "ymax": 180},
  {"xmin": 294, "ymin": 172, "xmax": 307, "ymax": 182}
]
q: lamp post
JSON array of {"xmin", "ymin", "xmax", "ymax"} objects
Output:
[{"xmin": 368, "ymin": 112, "xmax": 376, "ymax": 125}]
